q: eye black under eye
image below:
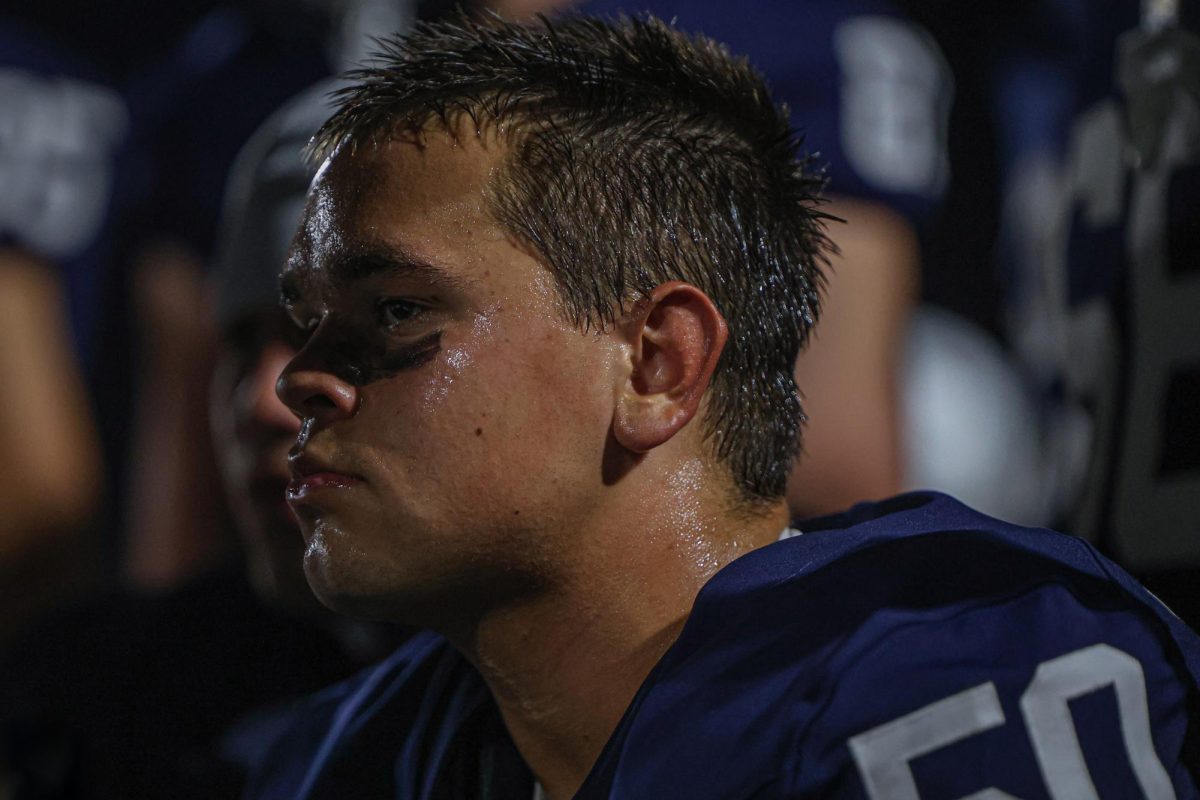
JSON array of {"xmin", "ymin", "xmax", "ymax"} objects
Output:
[{"xmin": 376, "ymin": 298, "xmax": 425, "ymax": 328}]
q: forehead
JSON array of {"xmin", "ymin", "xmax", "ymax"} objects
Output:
[{"xmin": 285, "ymin": 128, "xmax": 509, "ymax": 291}]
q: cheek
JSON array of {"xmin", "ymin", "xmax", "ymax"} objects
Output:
[
  {"xmin": 465, "ymin": 336, "xmax": 612, "ymax": 477},
  {"xmin": 419, "ymin": 333, "xmax": 477, "ymax": 411},
  {"xmin": 401, "ymin": 326, "xmax": 613, "ymax": 484}
]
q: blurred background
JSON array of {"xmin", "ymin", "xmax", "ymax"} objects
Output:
[{"xmin": 0, "ymin": 0, "xmax": 1196, "ymax": 795}]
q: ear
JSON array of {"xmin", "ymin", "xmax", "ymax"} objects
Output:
[{"xmin": 612, "ymin": 281, "xmax": 728, "ymax": 453}]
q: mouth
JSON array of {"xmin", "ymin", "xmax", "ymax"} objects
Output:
[{"xmin": 287, "ymin": 453, "xmax": 362, "ymax": 501}]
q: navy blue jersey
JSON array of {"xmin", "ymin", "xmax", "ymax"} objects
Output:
[
  {"xmin": 578, "ymin": 0, "xmax": 951, "ymax": 228},
  {"xmin": 247, "ymin": 493, "xmax": 1200, "ymax": 798},
  {"xmin": 991, "ymin": 1, "xmax": 1200, "ymax": 573}
]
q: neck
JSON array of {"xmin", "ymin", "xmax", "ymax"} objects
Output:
[{"xmin": 446, "ymin": 484, "xmax": 789, "ymax": 799}]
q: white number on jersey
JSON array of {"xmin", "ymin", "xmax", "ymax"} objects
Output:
[{"xmin": 848, "ymin": 643, "xmax": 1177, "ymax": 799}]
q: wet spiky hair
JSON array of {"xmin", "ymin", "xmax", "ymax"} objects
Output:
[{"xmin": 312, "ymin": 12, "xmax": 831, "ymax": 507}]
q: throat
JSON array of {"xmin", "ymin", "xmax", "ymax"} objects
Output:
[
  {"xmin": 458, "ymin": 595, "xmax": 690, "ymax": 800},
  {"xmin": 451, "ymin": 502, "xmax": 791, "ymax": 798}
]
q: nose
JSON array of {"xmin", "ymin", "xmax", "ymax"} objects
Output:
[
  {"xmin": 276, "ymin": 345, "xmax": 360, "ymax": 425},
  {"xmin": 247, "ymin": 342, "xmax": 302, "ymax": 433}
]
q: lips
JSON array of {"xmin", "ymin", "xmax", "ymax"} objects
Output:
[{"xmin": 287, "ymin": 453, "xmax": 362, "ymax": 501}]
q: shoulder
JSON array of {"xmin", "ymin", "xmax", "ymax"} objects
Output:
[
  {"xmin": 768, "ymin": 494, "xmax": 1199, "ymax": 796},
  {"xmin": 590, "ymin": 493, "xmax": 1200, "ymax": 798},
  {"xmin": 732, "ymin": 492, "xmax": 1198, "ymax": 643},
  {"xmin": 786, "ymin": 580, "xmax": 1199, "ymax": 796},
  {"xmin": 244, "ymin": 631, "xmax": 464, "ymax": 800},
  {"xmin": 791, "ymin": 494, "xmax": 1200, "ymax": 796}
]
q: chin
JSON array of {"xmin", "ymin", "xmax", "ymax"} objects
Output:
[
  {"xmin": 302, "ymin": 553, "xmax": 485, "ymax": 630},
  {"xmin": 298, "ymin": 519, "xmax": 537, "ymax": 628},
  {"xmin": 303, "ymin": 544, "xmax": 363, "ymax": 614},
  {"xmin": 302, "ymin": 545, "xmax": 404, "ymax": 621},
  {"xmin": 304, "ymin": 569, "xmax": 377, "ymax": 619}
]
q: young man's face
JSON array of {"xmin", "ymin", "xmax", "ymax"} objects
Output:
[
  {"xmin": 277, "ymin": 130, "xmax": 623, "ymax": 624},
  {"xmin": 210, "ymin": 309, "xmax": 313, "ymax": 609}
]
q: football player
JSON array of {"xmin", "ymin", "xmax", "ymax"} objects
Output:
[{"xmin": 248, "ymin": 14, "xmax": 1200, "ymax": 798}]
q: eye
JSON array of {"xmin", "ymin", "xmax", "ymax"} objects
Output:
[{"xmin": 376, "ymin": 297, "xmax": 425, "ymax": 330}]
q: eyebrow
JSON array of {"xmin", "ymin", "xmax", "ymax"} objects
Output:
[
  {"xmin": 279, "ymin": 242, "xmax": 466, "ymax": 304},
  {"xmin": 327, "ymin": 244, "xmax": 456, "ymax": 286}
]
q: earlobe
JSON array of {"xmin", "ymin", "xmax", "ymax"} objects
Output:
[{"xmin": 612, "ymin": 282, "xmax": 728, "ymax": 453}]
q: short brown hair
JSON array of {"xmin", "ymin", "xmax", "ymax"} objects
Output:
[{"xmin": 311, "ymin": 12, "xmax": 832, "ymax": 505}]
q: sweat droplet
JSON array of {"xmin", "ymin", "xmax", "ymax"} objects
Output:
[{"xmin": 298, "ymin": 416, "xmax": 316, "ymax": 447}]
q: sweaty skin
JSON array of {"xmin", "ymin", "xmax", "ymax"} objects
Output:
[
  {"xmin": 277, "ymin": 125, "xmax": 790, "ymax": 799},
  {"xmin": 280, "ymin": 251, "xmax": 446, "ymax": 387},
  {"xmin": 312, "ymin": 322, "xmax": 442, "ymax": 387}
]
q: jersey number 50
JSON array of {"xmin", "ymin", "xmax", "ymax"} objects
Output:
[{"xmin": 848, "ymin": 643, "xmax": 1178, "ymax": 799}]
